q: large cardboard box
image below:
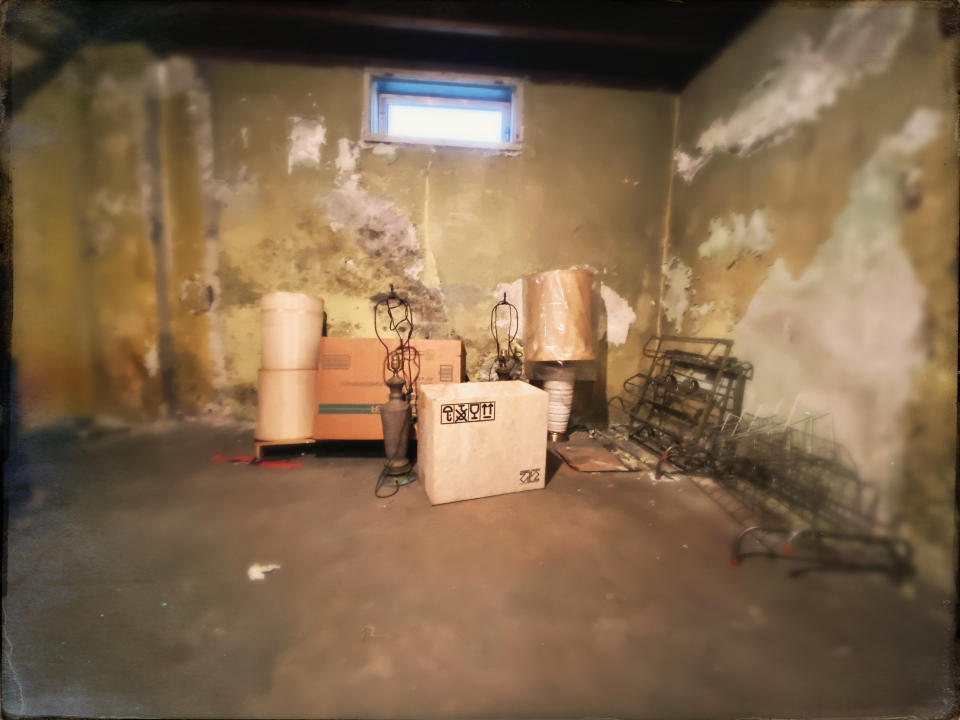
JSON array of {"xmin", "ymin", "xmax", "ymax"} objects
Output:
[
  {"xmin": 417, "ymin": 381, "xmax": 548, "ymax": 504},
  {"xmin": 313, "ymin": 337, "xmax": 464, "ymax": 440}
]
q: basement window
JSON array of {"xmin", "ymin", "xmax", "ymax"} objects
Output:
[{"xmin": 363, "ymin": 70, "xmax": 523, "ymax": 150}]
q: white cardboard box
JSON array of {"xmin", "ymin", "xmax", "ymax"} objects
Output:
[{"xmin": 417, "ymin": 381, "xmax": 548, "ymax": 505}]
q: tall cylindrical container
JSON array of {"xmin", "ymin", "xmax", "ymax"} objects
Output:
[
  {"xmin": 261, "ymin": 292, "xmax": 324, "ymax": 370},
  {"xmin": 255, "ymin": 369, "xmax": 316, "ymax": 440}
]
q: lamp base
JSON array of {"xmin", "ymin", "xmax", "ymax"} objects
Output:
[
  {"xmin": 383, "ymin": 459, "xmax": 413, "ymax": 477},
  {"xmin": 379, "ymin": 468, "xmax": 416, "ymax": 485},
  {"xmin": 542, "ymin": 374, "xmax": 575, "ymax": 437},
  {"xmin": 547, "ymin": 431, "xmax": 568, "ymax": 443}
]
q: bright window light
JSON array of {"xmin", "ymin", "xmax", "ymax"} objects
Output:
[
  {"xmin": 365, "ymin": 71, "xmax": 522, "ymax": 149},
  {"xmin": 385, "ymin": 104, "xmax": 504, "ymax": 144}
]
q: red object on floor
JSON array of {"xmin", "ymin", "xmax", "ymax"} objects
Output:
[
  {"xmin": 211, "ymin": 454, "xmax": 255, "ymax": 464},
  {"xmin": 730, "ymin": 557, "xmax": 741, "ymax": 566},
  {"xmin": 255, "ymin": 460, "xmax": 303, "ymax": 469},
  {"xmin": 210, "ymin": 454, "xmax": 302, "ymax": 468}
]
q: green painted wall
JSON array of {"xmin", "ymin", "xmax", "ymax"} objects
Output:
[
  {"xmin": 11, "ymin": 45, "xmax": 167, "ymax": 427},
  {"xmin": 203, "ymin": 62, "xmax": 674, "ymax": 418},
  {"xmin": 11, "ymin": 45, "xmax": 675, "ymax": 425}
]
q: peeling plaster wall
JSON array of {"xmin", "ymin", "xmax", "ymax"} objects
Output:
[
  {"xmin": 669, "ymin": 3, "xmax": 957, "ymax": 585},
  {"xmin": 11, "ymin": 44, "xmax": 234, "ymax": 425},
  {"xmin": 205, "ymin": 62, "xmax": 674, "ymax": 417},
  {"xmin": 674, "ymin": 3, "xmax": 917, "ymax": 181},
  {"xmin": 11, "ymin": 45, "xmax": 166, "ymax": 427},
  {"xmin": 11, "ymin": 47, "xmax": 673, "ymax": 427},
  {"xmin": 10, "ymin": 57, "xmax": 94, "ymax": 427}
]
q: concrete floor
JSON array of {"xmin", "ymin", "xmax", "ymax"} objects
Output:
[{"xmin": 2, "ymin": 420, "xmax": 956, "ymax": 718}]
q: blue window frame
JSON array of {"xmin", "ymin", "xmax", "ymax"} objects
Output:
[{"xmin": 364, "ymin": 71, "xmax": 522, "ymax": 149}]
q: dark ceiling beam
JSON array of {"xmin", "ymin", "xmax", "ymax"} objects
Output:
[
  {"xmin": 183, "ymin": 42, "xmax": 697, "ymax": 92},
  {"xmin": 196, "ymin": 3, "xmax": 718, "ymax": 52},
  {"xmin": 5, "ymin": 0, "xmax": 770, "ymax": 111},
  {"xmin": 140, "ymin": 16, "xmax": 705, "ymax": 90}
]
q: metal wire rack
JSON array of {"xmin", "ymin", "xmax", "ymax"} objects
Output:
[
  {"xmin": 612, "ymin": 335, "xmax": 752, "ymax": 472},
  {"xmin": 604, "ymin": 335, "xmax": 913, "ymax": 580}
]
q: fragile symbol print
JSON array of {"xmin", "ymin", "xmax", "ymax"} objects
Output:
[
  {"xmin": 440, "ymin": 401, "xmax": 496, "ymax": 424},
  {"xmin": 519, "ymin": 468, "xmax": 541, "ymax": 484}
]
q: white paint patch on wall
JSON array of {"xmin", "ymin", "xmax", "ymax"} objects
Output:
[
  {"xmin": 699, "ymin": 210, "xmax": 773, "ymax": 260},
  {"xmin": 371, "ymin": 143, "xmax": 398, "ymax": 159},
  {"xmin": 493, "ymin": 279, "xmax": 525, "ymax": 338},
  {"xmin": 144, "ymin": 342, "xmax": 159, "ymax": 377},
  {"xmin": 735, "ymin": 107, "xmax": 941, "ymax": 500},
  {"xmin": 287, "ymin": 116, "xmax": 327, "ymax": 173},
  {"xmin": 674, "ymin": 150, "xmax": 709, "ymax": 184},
  {"xmin": 676, "ymin": 3, "xmax": 915, "ymax": 181},
  {"xmin": 660, "ymin": 257, "xmax": 692, "ymax": 332},
  {"xmin": 335, "ymin": 137, "xmax": 360, "ymax": 178},
  {"xmin": 690, "ymin": 301, "xmax": 715, "ymax": 318},
  {"xmin": 324, "ymin": 181, "xmax": 422, "ymax": 280},
  {"xmin": 600, "ymin": 284, "xmax": 636, "ymax": 345}
]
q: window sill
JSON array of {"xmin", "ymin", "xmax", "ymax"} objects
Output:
[{"xmin": 362, "ymin": 131, "xmax": 523, "ymax": 154}]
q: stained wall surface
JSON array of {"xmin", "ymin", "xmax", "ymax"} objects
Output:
[
  {"xmin": 10, "ymin": 44, "xmax": 675, "ymax": 426},
  {"xmin": 8, "ymin": 2, "xmax": 956, "ymax": 584},
  {"xmin": 11, "ymin": 45, "xmax": 166, "ymax": 427},
  {"xmin": 667, "ymin": 3, "xmax": 957, "ymax": 585},
  {"xmin": 204, "ymin": 62, "xmax": 674, "ymax": 417}
]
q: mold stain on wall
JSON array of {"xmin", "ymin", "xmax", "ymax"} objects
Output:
[
  {"xmin": 668, "ymin": 2, "xmax": 956, "ymax": 584},
  {"xmin": 735, "ymin": 108, "xmax": 940, "ymax": 508},
  {"xmin": 8, "ymin": 2, "xmax": 954, "ymax": 586},
  {"xmin": 204, "ymin": 66, "xmax": 673, "ymax": 407},
  {"xmin": 674, "ymin": 3, "xmax": 917, "ymax": 181}
]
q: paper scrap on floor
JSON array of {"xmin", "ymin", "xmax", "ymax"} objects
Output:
[{"xmin": 247, "ymin": 563, "xmax": 281, "ymax": 581}]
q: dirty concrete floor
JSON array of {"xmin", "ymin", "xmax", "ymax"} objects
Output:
[{"xmin": 2, "ymin": 421, "xmax": 956, "ymax": 718}]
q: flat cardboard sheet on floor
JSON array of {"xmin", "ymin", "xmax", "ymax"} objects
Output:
[{"xmin": 553, "ymin": 440, "xmax": 629, "ymax": 472}]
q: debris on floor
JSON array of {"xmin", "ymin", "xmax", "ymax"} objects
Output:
[
  {"xmin": 247, "ymin": 563, "xmax": 281, "ymax": 581},
  {"xmin": 360, "ymin": 624, "xmax": 394, "ymax": 640}
]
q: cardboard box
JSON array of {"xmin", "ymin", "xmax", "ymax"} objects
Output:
[
  {"xmin": 313, "ymin": 337, "xmax": 464, "ymax": 440},
  {"xmin": 417, "ymin": 381, "xmax": 548, "ymax": 504}
]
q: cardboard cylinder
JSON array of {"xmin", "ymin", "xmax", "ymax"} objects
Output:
[
  {"xmin": 523, "ymin": 269, "xmax": 596, "ymax": 362},
  {"xmin": 261, "ymin": 292, "xmax": 324, "ymax": 370},
  {"xmin": 255, "ymin": 369, "xmax": 316, "ymax": 440}
]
